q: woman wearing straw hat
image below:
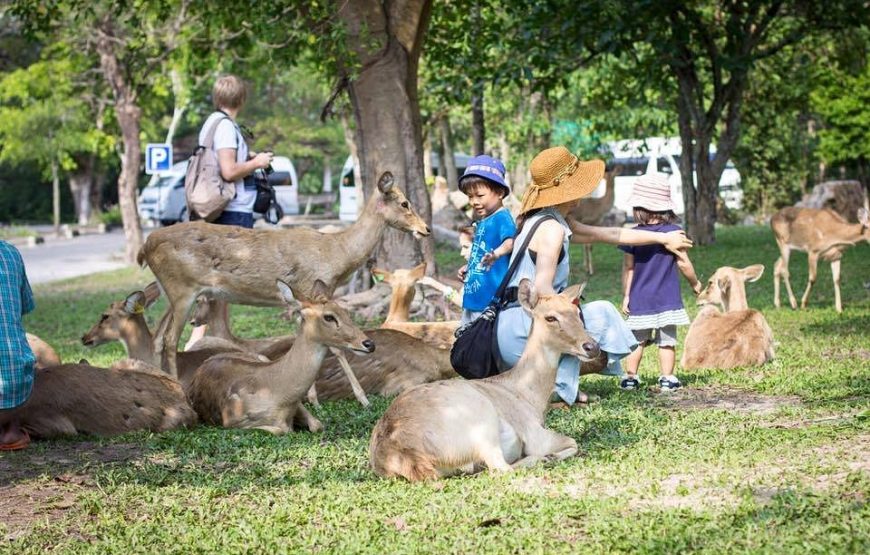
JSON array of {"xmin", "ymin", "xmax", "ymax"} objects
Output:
[{"xmin": 496, "ymin": 146, "xmax": 693, "ymax": 405}]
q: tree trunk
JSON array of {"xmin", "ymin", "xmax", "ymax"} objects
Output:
[
  {"xmin": 97, "ymin": 29, "xmax": 143, "ymax": 264},
  {"xmin": 471, "ymin": 82, "xmax": 485, "ymax": 155},
  {"xmin": 51, "ymin": 159, "xmax": 61, "ymax": 236},
  {"xmin": 423, "ymin": 133, "xmax": 433, "ymax": 180},
  {"xmin": 438, "ymin": 115, "xmax": 459, "ymax": 190},
  {"xmin": 69, "ymin": 157, "xmax": 95, "ymax": 225},
  {"xmin": 338, "ymin": 0, "xmax": 435, "ymax": 273}
]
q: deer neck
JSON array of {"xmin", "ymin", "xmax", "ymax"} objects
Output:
[
  {"xmin": 269, "ymin": 331, "xmax": 329, "ymax": 405},
  {"xmin": 603, "ymin": 175, "xmax": 615, "ymax": 205},
  {"xmin": 384, "ymin": 287, "xmax": 413, "ymax": 323},
  {"xmin": 332, "ymin": 194, "xmax": 388, "ymax": 274},
  {"xmin": 498, "ymin": 321, "xmax": 563, "ymax": 415},
  {"xmin": 120, "ymin": 317, "xmax": 158, "ymax": 365},
  {"xmin": 723, "ymin": 285, "xmax": 748, "ymax": 312},
  {"xmin": 204, "ymin": 307, "xmax": 235, "ymax": 342}
]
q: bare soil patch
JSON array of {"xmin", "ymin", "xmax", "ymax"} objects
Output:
[{"xmin": 651, "ymin": 385, "xmax": 802, "ymax": 414}]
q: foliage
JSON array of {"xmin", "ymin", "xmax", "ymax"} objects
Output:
[
  {"xmin": 97, "ymin": 204, "xmax": 122, "ymax": 226},
  {"xmin": 10, "ymin": 228, "xmax": 870, "ymax": 552}
]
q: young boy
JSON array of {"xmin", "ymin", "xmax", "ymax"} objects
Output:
[{"xmin": 456, "ymin": 155, "xmax": 516, "ymax": 325}]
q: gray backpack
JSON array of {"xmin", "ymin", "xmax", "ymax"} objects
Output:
[{"xmin": 185, "ymin": 116, "xmax": 236, "ymax": 221}]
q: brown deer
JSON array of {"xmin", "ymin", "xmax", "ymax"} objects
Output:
[
  {"xmin": 187, "ymin": 280, "xmax": 374, "ymax": 434},
  {"xmin": 568, "ymin": 165, "xmax": 622, "ymax": 274},
  {"xmin": 81, "ymin": 286, "xmax": 253, "ymax": 389},
  {"xmin": 371, "ymin": 263, "xmax": 459, "ymax": 349},
  {"xmin": 139, "ymin": 171, "xmax": 430, "ymax": 379},
  {"xmin": 26, "ymin": 333, "xmax": 61, "ymax": 369},
  {"xmin": 369, "ymin": 279, "xmax": 598, "ymax": 481},
  {"xmin": 682, "ymin": 265, "xmax": 774, "ymax": 370},
  {"xmin": 0, "ymin": 361, "xmax": 196, "ymax": 439},
  {"xmin": 772, "ymin": 207, "xmax": 869, "ymax": 313}
]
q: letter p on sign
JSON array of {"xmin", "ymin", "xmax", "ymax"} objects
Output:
[{"xmin": 145, "ymin": 143, "xmax": 173, "ymax": 174}]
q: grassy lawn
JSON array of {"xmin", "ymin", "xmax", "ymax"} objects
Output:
[{"xmin": 3, "ymin": 225, "xmax": 868, "ymax": 553}]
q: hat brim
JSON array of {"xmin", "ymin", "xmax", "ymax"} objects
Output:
[
  {"xmin": 521, "ymin": 159, "xmax": 605, "ymax": 213},
  {"xmin": 459, "ymin": 172, "xmax": 510, "ymax": 194},
  {"xmin": 629, "ymin": 197, "xmax": 675, "ymax": 212}
]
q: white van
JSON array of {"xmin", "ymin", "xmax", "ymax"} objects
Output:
[
  {"xmin": 337, "ymin": 153, "xmax": 473, "ymax": 221},
  {"xmin": 138, "ymin": 155, "xmax": 300, "ymax": 226},
  {"xmin": 590, "ymin": 137, "xmax": 743, "ymax": 216}
]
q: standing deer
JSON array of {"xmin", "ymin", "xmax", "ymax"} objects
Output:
[
  {"xmin": 81, "ymin": 287, "xmax": 253, "ymax": 388},
  {"xmin": 568, "ymin": 165, "xmax": 622, "ymax": 274},
  {"xmin": 682, "ymin": 265, "xmax": 775, "ymax": 370},
  {"xmin": 26, "ymin": 333, "xmax": 61, "ymax": 369},
  {"xmin": 772, "ymin": 207, "xmax": 869, "ymax": 313},
  {"xmin": 371, "ymin": 263, "xmax": 458, "ymax": 349},
  {"xmin": 370, "ymin": 279, "xmax": 598, "ymax": 481},
  {"xmin": 187, "ymin": 280, "xmax": 374, "ymax": 434},
  {"xmin": 139, "ymin": 171, "xmax": 429, "ymax": 379},
  {"xmin": 0, "ymin": 361, "xmax": 196, "ymax": 439}
]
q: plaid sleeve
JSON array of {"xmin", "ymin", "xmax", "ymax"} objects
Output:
[{"xmin": 20, "ymin": 266, "xmax": 34, "ymax": 314}]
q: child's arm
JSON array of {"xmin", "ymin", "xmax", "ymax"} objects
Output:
[
  {"xmin": 675, "ymin": 250, "xmax": 702, "ymax": 294},
  {"xmin": 621, "ymin": 253, "xmax": 634, "ymax": 315},
  {"xmin": 481, "ymin": 237, "xmax": 514, "ymax": 268},
  {"xmin": 418, "ymin": 276, "xmax": 463, "ymax": 307}
]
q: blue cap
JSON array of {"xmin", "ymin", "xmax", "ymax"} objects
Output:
[{"xmin": 459, "ymin": 155, "xmax": 510, "ymax": 194}]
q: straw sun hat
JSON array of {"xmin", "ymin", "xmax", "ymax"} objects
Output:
[{"xmin": 519, "ymin": 146, "xmax": 606, "ymax": 214}]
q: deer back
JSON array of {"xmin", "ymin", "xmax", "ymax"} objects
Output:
[
  {"xmin": 772, "ymin": 207, "xmax": 869, "ymax": 253},
  {"xmin": 682, "ymin": 308, "xmax": 774, "ymax": 370},
  {"xmin": 5, "ymin": 362, "xmax": 196, "ymax": 438}
]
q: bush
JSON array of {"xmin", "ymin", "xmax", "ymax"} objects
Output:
[{"xmin": 98, "ymin": 205, "xmax": 123, "ymax": 226}]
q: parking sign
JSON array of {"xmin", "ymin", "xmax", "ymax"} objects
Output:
[{"xmin": 145, "ymin": 143, "xmax": 173, "ymax": 174}]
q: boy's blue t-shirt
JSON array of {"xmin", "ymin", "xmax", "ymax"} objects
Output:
[{"xmin": 462, "ymin": 207, "xmax": 517, "ymax": 311}]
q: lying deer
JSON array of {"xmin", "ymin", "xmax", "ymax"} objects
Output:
[
  {"xmin": 187, "ymin": 280, "xmax": 374, "ymax": 434},
  {"xmin": 27, "ymin": 333, "xmax": 61, "ymax": 369},
  {"xmin": 81, "ymin": 286, "xmax": 253, "ymax": 388},
  {"xmin": 682, "ymin": 265, "xmax": 774, "ymax": 370},
  {"xmin": 772, "ymin": 207, "xmax": 869, "ymax": 313},
  {"xmin": 0, "ymin": 361, "xmax": 196, "ymax": 438},
  {"xmin": 370, "ymin": 279, "xmax": 598, "ymax": 481},
  {"xmin": 139, "ymin": 171, "xmax": 429, "ymax": 380},
  {"xmin": 372, "ymin": 263, "xmax": 458, "ymax": 349}
]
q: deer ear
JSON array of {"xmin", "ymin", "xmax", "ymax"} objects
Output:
[
  {"xmin": 518, "ymin": 278, "xmax": 539, "ymax": 312},
  {"xmin": 124, "ymin": 291, "xmax": 147, "ymax": 314},
  {"xmin": 143, "ymin": 281, "xmax": 162, "ymax": 308},
  {"xmin": 276, "ymin": 280, "xmax": 297, "ymax": 304},
  {"xmin": 371, "ymin": 268, "xmax": 390, "ymax": 284},
  {"xmin": 410, "ymin": 262, "xmax": 426, "ymax": 280},
  {"xmin": 741, "ymin": 264, "xmax": 765, "ymax": 282},
  {"xmin": 377, "ymin": 172, "xmax": 395, "ymax": 195},
  {"xmin": 561, "ymin": 282, "xmax": 587, "ymax": 304},
  {"xmin": 311, "ymin": 279, "xmax": 331, "ymax": 303}
]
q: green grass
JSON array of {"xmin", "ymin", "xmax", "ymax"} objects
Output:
[{"xmin": 4, "ymin": 225, "xmax": 869, "ymax": 554}]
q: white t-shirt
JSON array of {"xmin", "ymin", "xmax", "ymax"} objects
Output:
[{"xmin": 198, "ymin": 111, "xmax": 255, "ymax": 213}]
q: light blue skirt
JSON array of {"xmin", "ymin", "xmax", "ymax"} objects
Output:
[{"xmin": 496, "ymin": 300, "xmax": 638, "ymax": 404}]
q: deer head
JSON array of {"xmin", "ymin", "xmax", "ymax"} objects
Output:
[
  {"xmin": 697, "ymin": 265, "xmax": 764, "ymax": 311},
  {"xmin": 375, "ymin": 172, "xmax": 431, "ymax": 238},
  {"xmin": 519, "ymin": 279, "xmax": 600, "ymax": 361},
  {"xmin": 277, "ymin": 279, "xmax": 375, "ymax": 354},
  {"xmin": 81, "ymin": 288, "xmax": 160, "ymax": 346}
]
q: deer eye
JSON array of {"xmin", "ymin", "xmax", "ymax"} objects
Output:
[
  {"xmin": 545, "ymin": 316, "xmax": 557, "ymax": 323},
  {"xmin": 324, "ymin": 314, "xmax": 338, "ymax": 324},
  {"xmin": 401, "ymin": 201, "xmax": 409, "ymax": 209}
]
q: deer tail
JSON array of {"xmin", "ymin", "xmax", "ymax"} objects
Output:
[
  {"xmin": 136, "ymin": 245, "xmax": 148, "ymax": 269},
  {"xmin": 369, "ymin": 422, "xmax": 439, "ymax": 482}
]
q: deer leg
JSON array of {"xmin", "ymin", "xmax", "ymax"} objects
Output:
[
  {"xmin": 800, "ymin": 253, "xmax": 819, "ymax": 309},
  {"xmin": 293, "ymin": 405, "xmax": 323, "ymax": 433},
  {"xmin": 330, "ymin": 348, "xmax": 370, "ymax": 407},
  {"xmin": 306, "ymin": 383, "xmax": 321, "ymax": 407},
  {"xmin": 162, "ymin": 293, "xmax": 196, "ymax": 379},
  {"xmin": 584, "ymin": 244, "xmax": 594, "ymax": 275},
  {"xmin": 830, "ymin": 259, "xmax": 842, "ymax": 313},
  {"xmin": 774, "ymin": 243, "xmax": 797, "ymax": 309}
]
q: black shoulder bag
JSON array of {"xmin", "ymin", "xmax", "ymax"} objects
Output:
[{"xmin": 450, "ymin": 215, "xmax": 554, "ymax": 380}]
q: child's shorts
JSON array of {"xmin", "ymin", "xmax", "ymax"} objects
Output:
[{"xmin": 632, "ymin": 325, "xmax": 677, "ymax": 347}]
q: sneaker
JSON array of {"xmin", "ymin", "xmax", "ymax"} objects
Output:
[
  {"xmin": 620, "ymin": 376, "xmax": 640, "ymax": 390},
  {"xmin": 658, "ymin": 375, "xmax": 683, "ymax": 391}
]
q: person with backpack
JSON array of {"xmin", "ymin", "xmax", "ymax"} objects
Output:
[{"xmin": 194, "ymin": 74, "xmax": 273, "ymax": 229}]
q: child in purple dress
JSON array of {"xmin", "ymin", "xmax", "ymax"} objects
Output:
[{"xmin": 618, "ymin": 173, "xmax": 701, "ymax": 391}]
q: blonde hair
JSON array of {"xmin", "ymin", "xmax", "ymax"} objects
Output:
[{"xmin": 212, "ymin": 75, "xmax": 247, "ymax": 110}]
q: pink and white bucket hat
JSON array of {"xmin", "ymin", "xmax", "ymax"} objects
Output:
[{"xmin": 629, "ymin": 172, "xmax": 674, "ymax": 212}]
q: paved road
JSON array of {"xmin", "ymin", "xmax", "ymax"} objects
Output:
[{"xmin": 19, "ymin": 229, "xmax": 132, "ymax": 284}]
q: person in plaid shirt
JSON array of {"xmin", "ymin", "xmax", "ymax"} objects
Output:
[{"xmin": 0, "ymin": 240, "xmax": 36, "ymax": 450}]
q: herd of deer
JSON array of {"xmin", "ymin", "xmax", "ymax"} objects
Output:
[{"xmin": 9, "ymin": 168, "xmax": 869, "ymax": 482}]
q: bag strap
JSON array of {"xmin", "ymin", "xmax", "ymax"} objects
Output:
[
  {"xmin": 492, "ymin": 214, "xmax": 555, "ymax": 302},
  {"xmin": 202, "ymin": 114, "xmax": 232, "ymax": 150}
]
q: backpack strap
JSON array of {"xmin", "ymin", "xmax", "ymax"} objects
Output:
[{"xmin": 201, "ymin": 114, "xmax": 230, "ymax": 151}]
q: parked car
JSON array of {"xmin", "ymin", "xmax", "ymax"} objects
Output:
[
  {"xmin": 338, "ymin": 152, "xmax": 472, "ymax": 222},
  {"xmin": 589, "ymin": 137, "xmax": 743, "ymax": 216},
  {"xmin": 138, "ymin": 156, "xmax": 300, "ymax": 226}
]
